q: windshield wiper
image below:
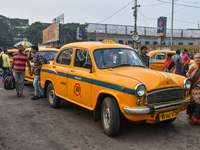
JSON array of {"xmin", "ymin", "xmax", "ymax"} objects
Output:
[
  {"xmin": 132, "ymin": 65, "xmax": 145, "ymax": 68},
  {"xmin": 113, "ymin": 64, "xmax": 132, "ymax": 68}
]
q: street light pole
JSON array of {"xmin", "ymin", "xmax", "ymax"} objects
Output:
[
  {"xmin": 171, "ymin": 0, "xmax": 174, "ymax": 45},
  {"xmin": 132, "ymin": 0, "xmax": 140, "ymax": 49}
]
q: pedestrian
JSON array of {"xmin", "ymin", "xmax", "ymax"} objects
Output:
[
  {"xmin": 161, "ymin": 53, "xmax": 176, "ymax": 73},
  {"xmin": 186, "ymin": 53, "xmax": 200, "ymax": 125},
  {"xmin": 140, "ymin": 46, "xmax": 150, "ymax": 67},
  {"xmin": 172, "ymin": 49, "xmax": 182, "ymax": 75},
  {"xmin": 1, "ymin": 50, "xmax": 11, "ymax": 82},
  {"xmin": 181, "ymin": 49, "xmax": 190, "ymax": 77},
  {"xmin": 11, "ymin": 45, "xmax": 31, "ymax": 97},
  {"xmin": 30, "ymin": 46, "xmax": 44, "ymax": 100}
]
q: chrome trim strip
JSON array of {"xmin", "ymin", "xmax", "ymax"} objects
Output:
[
  {"xmin": 123, "ymin": 107, "xmax": 150, "ymax": 114},
  {"xmin": 146, "ymin": 87, "xmax": 183, "ymax": 96},
  {"xmin": 157, "ymin": 71, "xmax": 168, "ymax": 79},
  {"xmin": 155, "ymin": 103, "xmax": 189, "ymax": 112},
  {"xmin": 154, "ymin": 99, "xmax": 191, "ymax": 109},
  {"xmin": 123, "ymin": 99, "xmax": 191, "ymax": 114}
]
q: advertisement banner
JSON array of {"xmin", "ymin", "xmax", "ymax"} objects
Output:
[
  {"xmin": 157, "ymin": 17, "xmax": 167, "ymax": 37},
  {"xmin": 77, "ymin": 27, "xmax": 83, "ymax": 40},
  {"xmin": 43, "ymin": 22, "xmax": 59, "ymax": 44}
]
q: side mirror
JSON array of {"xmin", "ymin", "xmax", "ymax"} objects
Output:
[{"xmin": 83, "ymin": 63, "xmax": 93, "ymax": 73}]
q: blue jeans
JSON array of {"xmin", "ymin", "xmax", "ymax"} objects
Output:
[
  {"xmin": 181, "ymin": 64, "xmax": 188, "ymax": 77},
  {"xmin": 2, "ymin": 67, "xmax": 10, "ymax": 79},
  {"xmin": 33, "ymin": 75, "xmax": 44, "ymax": 96}
]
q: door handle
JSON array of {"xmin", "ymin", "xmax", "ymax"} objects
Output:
[
  {"xmin": 70, "ymin": 69, "xmax": 75, "ymax": 72},
  {"xmin": 53, "ymin": 66, "xmax": 56, "ymax": 68}
]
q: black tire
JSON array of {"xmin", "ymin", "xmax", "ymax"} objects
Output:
[
  {"xmin": 101, "ymin": 97, "xmax": 120, "ymax": 136},
  {"xmin": 163, "ymin": 117, "xmax": 176, "ymax": 124},
  {"xmin": 47, "ymin": 83, "xmax": 61, "ymax": 108}
]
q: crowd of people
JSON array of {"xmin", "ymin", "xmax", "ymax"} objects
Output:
[
  {"xmin": 1, "ymin": 45, "xmax": 44, "ymax": 100},
  {"xmin": 140, "ymin": 46, "xmax": 200, "ymax": 125}
]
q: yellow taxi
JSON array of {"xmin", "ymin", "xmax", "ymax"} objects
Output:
[
  {"xmin": 40, "ymin": 40, "xmax": 193, "ymax": 136},
  {"xmin": 24, "ymin": 47, "xmax": 59, "ymax": 82},
  {"xmin": 148, "ymin": 50, "xmax": 194, "ymax": 71},
  {"xmin": 0, "ymin": 49, "xmax": 18, "ymax": 75}
]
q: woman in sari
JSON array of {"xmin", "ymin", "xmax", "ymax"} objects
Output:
[
  {"xmin": 161, "ymin": 53, "xmax": 176, "ymax": 73},
  {"xmin": 186, "ymin": 53, "xmax": 200, "ymax": 124}
]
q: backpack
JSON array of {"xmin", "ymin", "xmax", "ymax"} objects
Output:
[
  {"xmin": 4, "ymin": 75, "xmax": 15, "ymax": 90},
  {"xmin": 0, "ymin": 55, "xmax": 3, "ymax": 67}
]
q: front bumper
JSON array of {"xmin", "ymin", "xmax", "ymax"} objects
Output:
[{"xmin": 123, "ymin": 99, "xmax": 194, "ymax": 115}]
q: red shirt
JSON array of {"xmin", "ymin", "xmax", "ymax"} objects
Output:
[
  {"xmin": 182, "ymin": 53, "xmax": 190, "ymax": 65},
  {"xmin": 164, "ymin": 58, "xmax": 171, "ymax": 68},
  {"xmin": 13, "ymin": 52, "xmax": 29, "ymax": 73}
]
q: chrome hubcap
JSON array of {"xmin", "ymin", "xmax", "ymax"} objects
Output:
[
  {"xmin": 49, "ymin": 89, "xmax": 55, "ymax": 104},
  {"xmin": 103, "ymin": 106, "xmax": 110, "ymax": 128}
]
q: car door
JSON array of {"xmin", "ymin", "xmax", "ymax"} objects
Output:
[
  {"xmin": 68, "ymin": 48, "xmax": 93, "ymax": 107},
  {"xmin": 149, "ymin": 53, "xmax": 166, "ymax": 71},
  {"xmin": 53, "ymin": 48, "xmax": 73, "ymax": 98},
  {"xmin": 24, "ymin": 49, "xmax": 33, "ymax": 81}
]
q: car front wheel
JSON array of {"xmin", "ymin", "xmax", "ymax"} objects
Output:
[
  {"xmin": 47, "ymin": 83, "xmax": 61, "ymax": 108},
  {"xmin": 101, "ymin": 97, "xmax": 120, "ymax": 136}
]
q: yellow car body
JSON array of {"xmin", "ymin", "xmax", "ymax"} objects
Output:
[
  {"xmin": 24, "ymin": 47, "xmax": 59, "ymax": 82},
  {"xmin": 148, "ymin": 50, "xmax": 194, "ymax": 71},
  {"xmin": 40, "ymin": 41, "xmax": 193, "ymax": 136}
]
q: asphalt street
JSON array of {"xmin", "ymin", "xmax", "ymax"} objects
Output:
[{"xmin": 0, "ymin": 80, "xmax": 200, "ymax": 150}]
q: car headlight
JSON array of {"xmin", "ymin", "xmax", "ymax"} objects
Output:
[
  {"xmin": 135, "ymin": 83, "xmax": 146, "ymax": 97},
  {"xmin": 183, "ymin": 78, "xmax": 191, "ymax": 90}
]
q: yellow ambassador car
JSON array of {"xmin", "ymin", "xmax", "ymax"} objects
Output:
[
  {"xmin": 148, "ymin": 50, "xmax": 194, "ymax": 71},
  {"xmin": 24, "ymin": 47, "xmax": 59, "ymax": 82},
  {"xmin": 40, "ymin": 40, "xmax": 193, "ymax": 136},
  {"xmin": 0, "ymin": 49, "xmax": 18, "ymax": 75}
]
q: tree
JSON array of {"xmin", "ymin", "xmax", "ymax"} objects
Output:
[
  {"xmin": 0, "ymin": 15, "xmax": 14, "ymax": 47},
  {"xmin": 24, "ymin": 22, "xmax": 48, "ymax": 45},
  {"xmin": 60, "ymin": 23, "xmax": 88, "ymax": 45}
]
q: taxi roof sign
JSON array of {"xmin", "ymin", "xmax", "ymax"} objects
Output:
[{"xmin": 101, "ymin": 40, "xmax": 115, "ymax": 44}]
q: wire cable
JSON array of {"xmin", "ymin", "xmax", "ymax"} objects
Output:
[
  {"xmin": 157, "ymin": 0, "xmax": 200, "ymax": 8},
  {"xmin": 99, "ymin": 0, "xmax": 134, "ymax": 23}
]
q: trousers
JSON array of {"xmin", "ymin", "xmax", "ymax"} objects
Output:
[
  {"xmin": 33, "ymin": 75, "xmax": 44, "ymax": 96},
  {"xmin": 2, "ymin": 67, "xmax": 10, "ymax": 79},
  {"xmin": 13, "ymin": 72, "xmax": 25, "ymax": 95}
]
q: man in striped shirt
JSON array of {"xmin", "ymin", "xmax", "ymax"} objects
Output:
[{"xmin": 11, "ymin": 45, "xmax": 31, "ymax": 97}]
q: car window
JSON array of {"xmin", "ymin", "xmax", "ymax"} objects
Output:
[
  {"xmin": 94, "ymin": 48, "xmax": 145, "ymax": 69},
  {"xmin": 151, "ymin": 54, "xmax": 156, "ymax": 59},
  {"xmin": 38, "ymin": 51, "xmax": 58, "ymax": 61},
  {"xmin": 74, "ymin": 49, "xmax": 92, "ymax": 68},
  {"xmin": 56, "ymin": 49, "xmax": 73, "ymax": 65},
  {"xmin": 155, "ymin": 53, "xmax": 166, "ymax": 60}
]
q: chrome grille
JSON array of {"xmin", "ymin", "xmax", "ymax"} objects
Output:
[{"xmin": 147, "ymin": 88, "xmax": 186, "ymax": 105}]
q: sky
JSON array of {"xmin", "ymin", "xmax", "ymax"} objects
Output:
[{"xmin": 0, "ymin": 0, "xmax": 200, "ymax": 29}]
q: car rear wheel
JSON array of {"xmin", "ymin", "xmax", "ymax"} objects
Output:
[
  {"xmin": 101, "ymin": 97, "xmax": 120, "ymax": 136},
  {"xmin": 47, "ymin": 83, "xmax": 61, "ymax": 108}
]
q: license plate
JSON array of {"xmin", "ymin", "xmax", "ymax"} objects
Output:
[{"xmin": 159, "ymin": 110, "xmax": 179, "ymax": 121}]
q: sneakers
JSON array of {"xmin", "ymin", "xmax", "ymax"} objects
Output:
[
  {"xmin": 31, "ymin": 96, "xmax": 38, "ymax": 100},
  {"xmin": 31, "ymin": 95, "xmax": 44, "ymax": 100},
  {"xmin": 2, "ymin": 78, "xmax": 5, "ymax": 82}
]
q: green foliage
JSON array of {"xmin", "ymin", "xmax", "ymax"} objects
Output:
[
  {"xmin": 0, "ymin": 15, "xmax": 14, "ymax": 44},
  {"xmin": 60, "ymin": 23, "xmax": 88, "ymax": 45},
  {"xmin": 24, "ymin": 22, "xmax": 48, "ymax": 45}
]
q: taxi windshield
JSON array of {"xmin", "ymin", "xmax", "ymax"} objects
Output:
[
  {"xmin": 93, "ymin": 48, "xmax": 145, "ymax": 69},
  {"xmin": 37, "ymin": 51, "xmax": 58, "ymax": 60}
]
